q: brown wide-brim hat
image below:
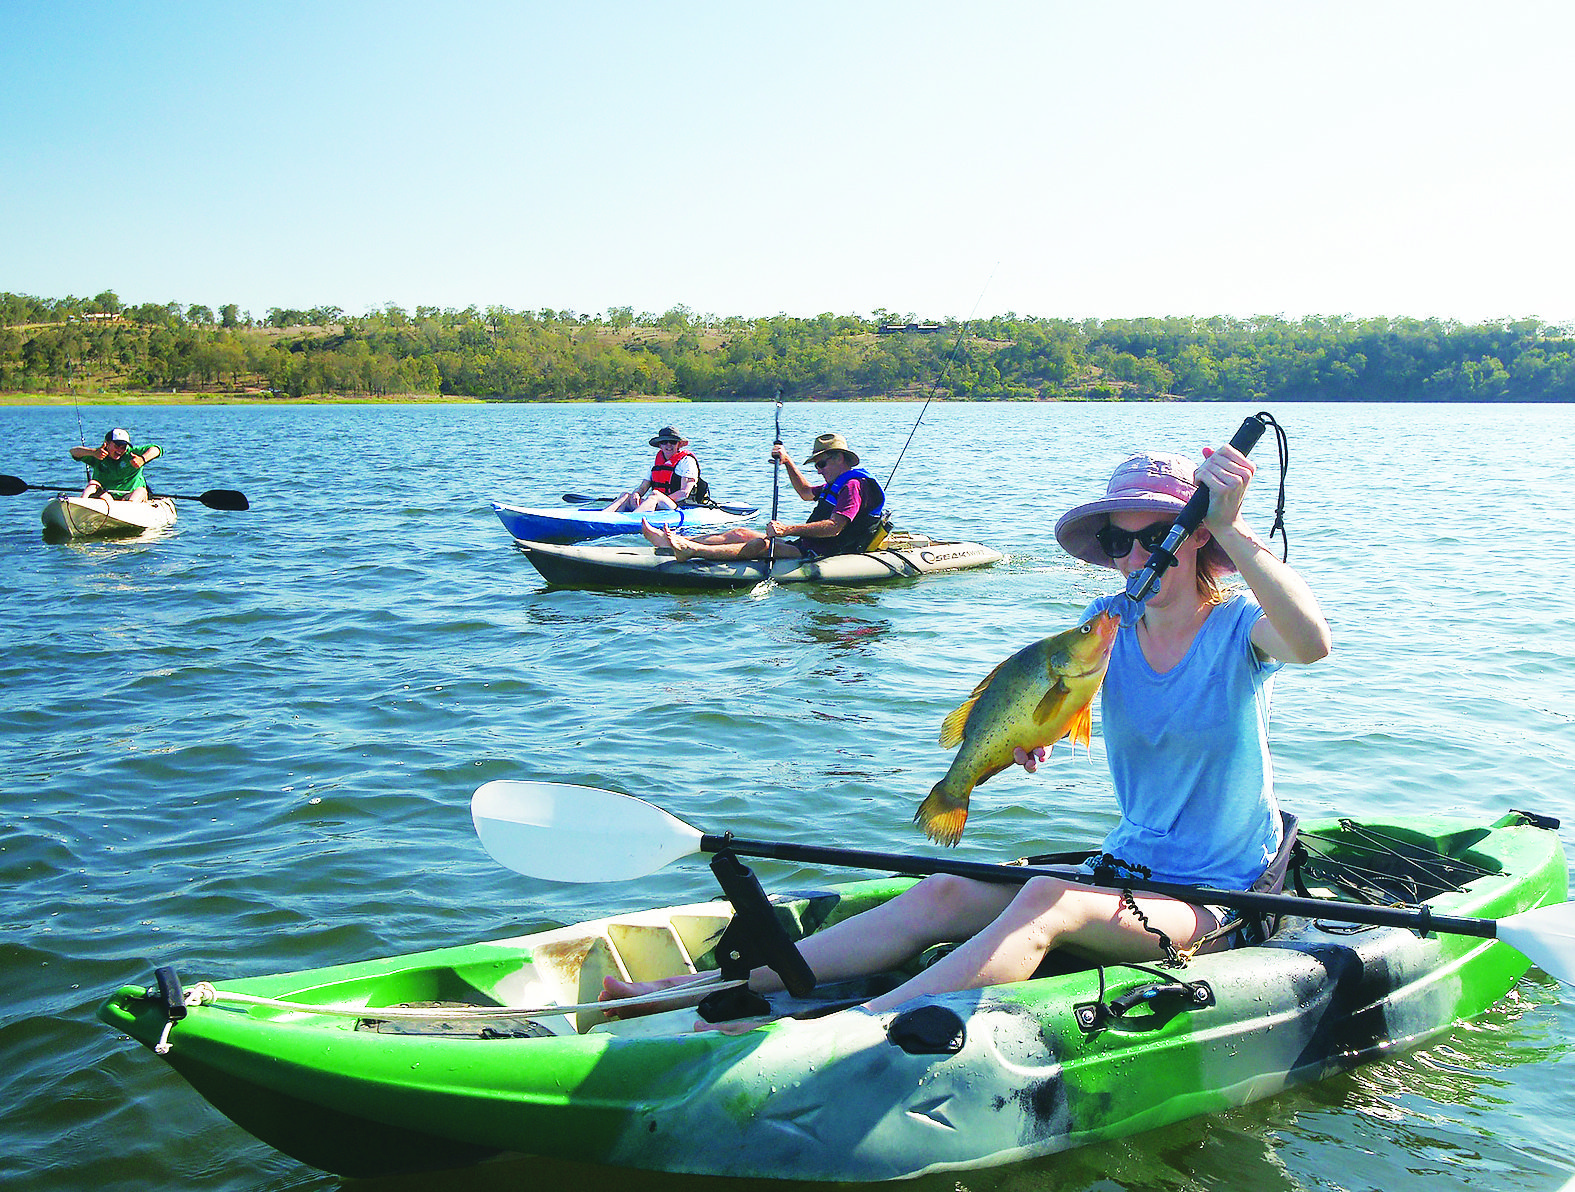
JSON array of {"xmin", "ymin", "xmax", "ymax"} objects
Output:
[
  {"xmin": 1055, "ymin": 451, "xmax": 1237, "ymax": 573},
  {"xmin": 803, "ymin": 432, "xmax": 859, "ymax": 467},
  {"xmin": 649, "ymin": 426, "xmax": 689, "ymax": 447}
]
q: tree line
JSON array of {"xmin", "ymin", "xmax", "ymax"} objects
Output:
[{"xmin": 4, "ymin": 289, "xmax": 1574, "ymax": 402}]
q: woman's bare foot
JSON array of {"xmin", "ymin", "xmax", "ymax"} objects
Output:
[{"xmin": 599, "ymin": 972, "xmax": 712, "ymax": 1019}]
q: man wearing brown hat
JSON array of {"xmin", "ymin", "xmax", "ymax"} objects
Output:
[
  {"xmin": 605, "ymin": 426, "xmax": 705, "ymax": 513},
  {"xmin": 641, "ymin": 432, "xmax": 885, "ymax": 561}
]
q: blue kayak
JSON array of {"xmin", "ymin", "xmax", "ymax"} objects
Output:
[{"xmin": 492, "ymin": 500, "xmax": 758, "ymax": 544}]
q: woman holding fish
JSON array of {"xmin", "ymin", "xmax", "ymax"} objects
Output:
[{"xmin": 604, "ymin": 440, "xmax": 1330, "ymax": 1020}]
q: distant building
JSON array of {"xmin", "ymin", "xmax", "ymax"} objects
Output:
[{"xmin": 877, "ymin": 323, "xmax": 945, "ymax": 335}]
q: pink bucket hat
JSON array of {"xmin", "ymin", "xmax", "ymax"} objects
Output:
[{"xmin": 1055, "ymin": 452, "xmax": 1234, "ymax": 572}]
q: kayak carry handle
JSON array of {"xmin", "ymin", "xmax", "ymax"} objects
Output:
[{"xmin": 151, "ymin": 965, "xmax": 187, "ymax": 1054}]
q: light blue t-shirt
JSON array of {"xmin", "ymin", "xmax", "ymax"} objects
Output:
[{"xmin": 1088, "ymin": 592, "xmax": 1284, "ymax": 890}]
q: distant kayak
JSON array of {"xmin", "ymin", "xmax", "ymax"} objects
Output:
[
  {"xmin": 515, "ymin": 532, "xmax": 1004, "ymax": 589},
  {"xmin": 41, "ymin": 495, "xmax": 177, "ymax": 540},
  {"xmin": 491, "ymin": 500, "xmax": 758, "ymax": 544},
  {"xmin": 97, "ymin": 810, "xmax": 1567, "ymax": 1182}
]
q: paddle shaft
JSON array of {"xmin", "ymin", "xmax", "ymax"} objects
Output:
[
  {"xmin": 694, "ymin": 833, "xmax": 1500, "ymax": 942},
  {"xmin": 770, "ymin": 393, "xmax": 782, "ymax": 523}
]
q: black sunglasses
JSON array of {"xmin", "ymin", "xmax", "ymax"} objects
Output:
[{"xmin": 1095, "ymin": 519, "xmax": 1172, "ymax": 559}]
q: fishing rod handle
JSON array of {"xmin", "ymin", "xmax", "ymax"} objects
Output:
[{"xmin": 1169, "ymin": 414, "xmax": 1268, "ymax": 537}]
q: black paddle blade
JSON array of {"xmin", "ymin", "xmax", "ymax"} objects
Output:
[
  {"xmin": 199, "ymin": 489, "xmax": 249, "ymax": 511},
  {"xmin": 0, "ymin": 475, "xmax": 29, "ymax": 496},
  {"xmin": 158, "ymin": 489, "xmax": 251, "ymax": 510}
]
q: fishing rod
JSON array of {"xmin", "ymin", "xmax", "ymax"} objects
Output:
[{"xmin": 884, "ymin": 264, "xmax": 998, "ymax": 493}]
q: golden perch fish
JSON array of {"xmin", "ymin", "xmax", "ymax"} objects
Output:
[{"xmin": 914, "ymin": 607, "xmax": 1121, "ymax": 846}]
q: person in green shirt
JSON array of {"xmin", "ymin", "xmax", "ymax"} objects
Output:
[{"xmin": 70, "ymin": 427, "xmax": 162, "ymax": 504}]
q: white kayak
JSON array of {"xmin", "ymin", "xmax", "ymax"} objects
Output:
[
  {"xmin": 492, "ymin": 500, "xmax": 758, "ymax": 544},
  {"xmin": 515, "ymin": 532, "xmax": 1004, "ymax": 589},
  {"xmin": 41, "ymin": 495, "xmax": 178, "ymax": 540}
]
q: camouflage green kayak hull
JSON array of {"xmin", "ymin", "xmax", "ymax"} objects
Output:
[{"xmin": 98, "ymin": 811, "xmax": 1566, "ymax": 1181}]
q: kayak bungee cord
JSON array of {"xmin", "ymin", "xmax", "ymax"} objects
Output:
[
  {"xmin": 146, "ymin": 974, "xmax": 747, "ymax": 1053},
  {"xmin": 1293, "ymin": 821, "xmax": 1507, "ymax": 905}
]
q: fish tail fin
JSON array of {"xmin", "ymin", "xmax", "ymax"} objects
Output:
[{"xmin": 914, "ymin": 779, "xmax": 970, "ymax": 847}]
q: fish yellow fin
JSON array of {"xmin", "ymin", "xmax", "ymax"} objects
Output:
[
  {"xmin": 938, "ymin": 699, "xmax": 976, "ymax": 749},
  {"xmin": 914, "ymin": 782, "xmax": 969, "ymax": 847},
  {"xmin": 1031, "ymin": 679, "xmax": 1069, "ymax": 725},
  {"xmin": 940, "ymin": 658, "xmax": 1012, "ymax": 748},
  {"xmin": 1066, "ymin": 699, "xmax": 1094, "ymax": 755}
]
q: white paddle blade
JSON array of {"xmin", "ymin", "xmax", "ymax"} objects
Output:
[
  {"xmin": 471, "ymin": 780, "xmax": 705, "ymax": 883},
  {"xmin": 1496, "ymin": 901, "xmax": 1575, "ymax": 985}
]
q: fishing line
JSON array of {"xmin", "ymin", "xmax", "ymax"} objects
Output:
[
  {"xmin": 883, "ymin": 262, "xmax": 999, "ymax": 492},
  {"xmin": 71, "ymin": 379, "xmax": 88, "ymax": 479}
]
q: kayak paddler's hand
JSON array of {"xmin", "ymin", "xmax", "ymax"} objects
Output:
[
  {"xmin": 766, "ymin": 520, "xmax": 790, "ymax": 538},
  {"xmin": 770, "ymin": 444, "xmax": 789, "ymax": 465},
  {"xmin": 1197, "ymin": 444, "xmax": 1254, "ymax": 532},
  {"xmin": 1014, "ymin": 746, "xmax": 1047, "ymax": 773}
]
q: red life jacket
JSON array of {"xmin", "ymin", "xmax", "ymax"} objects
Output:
[{"xmin": 650, "ymin": 449, "xmax": 697, "ymax": 497}]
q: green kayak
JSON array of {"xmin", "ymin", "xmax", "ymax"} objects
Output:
[{"xmin": 98, "ymin": 810, "xmax": 1567, "ymax": 1181}]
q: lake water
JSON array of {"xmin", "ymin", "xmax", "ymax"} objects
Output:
[{"xmin": 2, "ymin": 399, "xmax": 1573, "ymax": 1192}]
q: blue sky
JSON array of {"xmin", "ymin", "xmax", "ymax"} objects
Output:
[{"xmin": 4, "ymin": 1, "xmax": 1572, "ymax": 325}]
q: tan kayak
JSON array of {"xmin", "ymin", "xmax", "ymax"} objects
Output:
[{"xmin": 516, "ymin": 531, "xmax": 1004, "ymax": 589}]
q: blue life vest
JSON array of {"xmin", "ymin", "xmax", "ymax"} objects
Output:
[{"xmin": 801, "ymin": 468, "xmax": 887, "ymax": 556}]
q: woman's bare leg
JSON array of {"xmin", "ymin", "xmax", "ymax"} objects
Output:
[
  {"xmin": 863, "ymin": 877, "xmax": 1218, "ymax": 1012},
  {"xmin": 601, "ymin": 874, "xmax": 1017, "ymax": 1016}
]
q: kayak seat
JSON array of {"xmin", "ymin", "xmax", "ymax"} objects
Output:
[{"xmin": 864, "ymin": 513, "xmax": 895, "ymax": 551}]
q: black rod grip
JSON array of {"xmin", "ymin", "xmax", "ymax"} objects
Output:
[{"xmin": 1169, "ymin": 415, "xmax": 1268, "ymax": 537}]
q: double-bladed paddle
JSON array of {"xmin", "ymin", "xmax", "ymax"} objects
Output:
[
  {"xmin": 0, "ymin": 474, "xmax": 250, "ymax": 511},
  {"xmin": 470, "ymin": 780, "xmax": 1575, "ymax": 985},
  {"xmin": 751, "ymin": 394, "xmax": 786, "ymax": 597}
]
